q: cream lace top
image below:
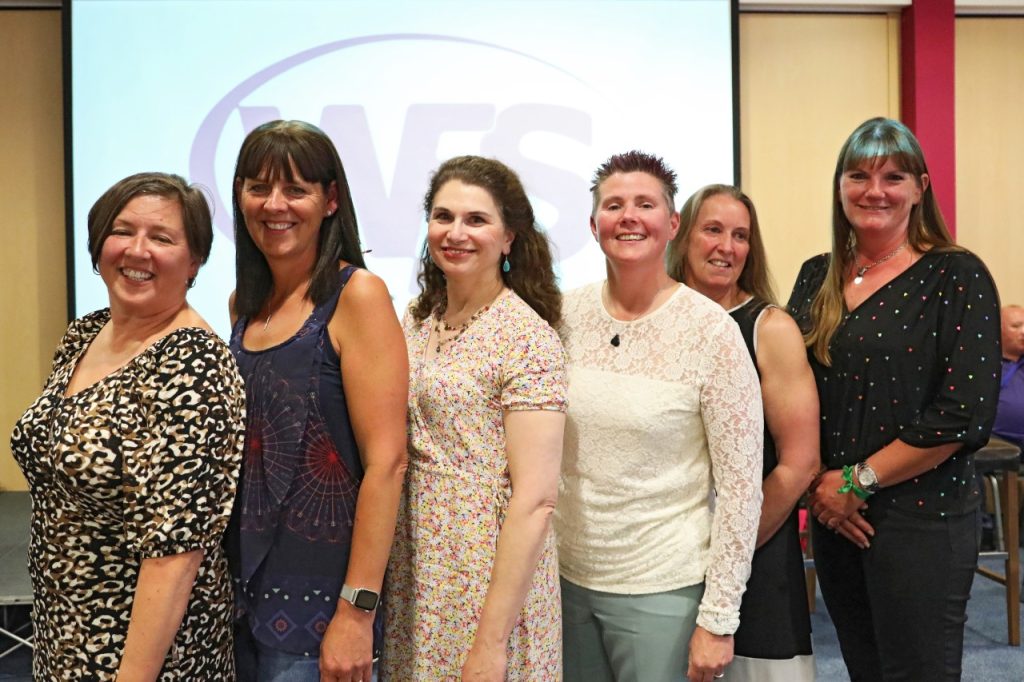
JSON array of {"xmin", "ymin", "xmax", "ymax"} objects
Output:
[{"xmin": 556, "ymin": 282, "xmax": 764, "ymax": 635}]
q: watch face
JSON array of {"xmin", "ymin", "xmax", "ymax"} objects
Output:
[
  {"xmin": 858, "ymin": 464, "xmax": 879, "ymax": 490},
  {"xmin": 353, "ymin": 589, "xmax": 380, "ymax": 611}
]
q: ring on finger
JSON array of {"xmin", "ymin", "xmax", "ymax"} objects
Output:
[{"xmin": 714, "ymin": 674, "xmax": 725, "ymax": 679}]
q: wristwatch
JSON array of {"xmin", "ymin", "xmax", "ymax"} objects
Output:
[
  {"xmin": 340, "ymin": 584, "xmax": 380, "ymax": 612},
  {"xmin": 854, "ymin": 461, "xmax": 881, "ymax": 495}
]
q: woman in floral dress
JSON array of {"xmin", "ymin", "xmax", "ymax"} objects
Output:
[{"xmin": 381, "ymin": 156, "xmax": 567, "ymax": 681}]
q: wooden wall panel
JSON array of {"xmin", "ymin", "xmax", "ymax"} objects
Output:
[
  {"xmin": 0, "ymin": 10, "xmax": 65, "ymax": 491},
  {"xmin": 739, "ymin": 13, "xmax": 900, "ymax": 302},
  {"xmin": 955, "ymin": 17, "xmax": 1024, "ymax": 308}
]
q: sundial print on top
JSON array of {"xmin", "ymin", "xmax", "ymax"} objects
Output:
[{"xmin": 239, "ymin": 322, "xmax": 359, "ymax": 544}]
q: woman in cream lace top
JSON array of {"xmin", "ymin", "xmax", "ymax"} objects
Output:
[{"xmin": 557, "ymin": 151, "xmax": 764, "ymax": 682}]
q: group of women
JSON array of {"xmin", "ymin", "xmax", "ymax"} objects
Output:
[{"xmin": 10, "ymin": 115, "xmax": 1000, "ymax": 682}]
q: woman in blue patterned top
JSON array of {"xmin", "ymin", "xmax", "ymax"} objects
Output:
[{"xmin": 226, "ymin": 120, "xmax": 408, "ymax": 682}]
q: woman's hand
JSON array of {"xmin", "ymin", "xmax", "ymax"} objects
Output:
[
  {"xmin": 809, "ymin": 469, "xmax": 874, "ymax": 548},
  {"xmin": 809, "ymin": 469, "xmax": 862, "ymax": 522},
  {"xmin": 686, "ymin": 626, "xmax": 732, "ymax": 681},
  {"xmin": 319, "ymin": 604, "xmax": 374, "ymax": 682},
  {"xmin": 461, "ymin": 638, "xmax": 508, "ymax": 682}
]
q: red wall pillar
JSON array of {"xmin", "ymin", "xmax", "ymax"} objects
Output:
[{"xmin": 901, "ymin": 0, "xmax": 957, "ymax": 236}]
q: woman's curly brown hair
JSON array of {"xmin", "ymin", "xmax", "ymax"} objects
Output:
[{"xmin": 411, "ymin": 156, "xmax": 561, "ymax": 327}]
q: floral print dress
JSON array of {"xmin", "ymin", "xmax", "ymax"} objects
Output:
[{"xmin": 381, "ymin": 291, "xmax": 567, "ymax": 680}]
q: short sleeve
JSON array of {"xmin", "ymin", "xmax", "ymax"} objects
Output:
[
  {"xmin": 48, "ymin": 310, "xmax": 110, "ymax": 378},
  {"xmin": 897, "ymin": 253, "xmax": 1001, "ymax": 451},
  {"xmin": 786, "ymin": 253, "xmax": 830, "ymax": 332},
  {"xmin": 123, "ymin": 330, "xmax": 246, "ymax": 558},
  {"xmin": 500, "ymin": 311, "xmax": 568, "ymax": 413}
]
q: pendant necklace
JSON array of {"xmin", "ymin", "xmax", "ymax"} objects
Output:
[
  {"xmin": 607, "ymin": 281, "xmax": 675, "ymax": 347},
  {"xmin": 852, "ymin": 241, "xmax": 908, "ymax": 285}
]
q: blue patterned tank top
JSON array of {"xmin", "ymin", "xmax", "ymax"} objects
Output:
[{"xmin": 226, "ymin": 266, "xmax": 383, "ymax": 656}]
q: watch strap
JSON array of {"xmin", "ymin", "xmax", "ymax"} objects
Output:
[{"xmin": 340, "ymin": 583, "xmax": 380, "ymax": 611}]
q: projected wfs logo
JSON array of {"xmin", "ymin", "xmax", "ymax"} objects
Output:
[{"xmin": 189, "ymin": 34, "xmax": 598, "ymax": 287}]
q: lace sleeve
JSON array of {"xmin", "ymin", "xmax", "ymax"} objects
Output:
[{"xmin": 696, "ymin": 314, "xmax": 764, "ymax": 635}]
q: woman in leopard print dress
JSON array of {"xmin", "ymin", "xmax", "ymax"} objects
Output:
[{"xmin": 10, "ymin": 173, "xmax": 245, "ymax": 680}]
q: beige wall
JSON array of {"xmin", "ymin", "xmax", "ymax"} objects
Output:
[
  {"xmin": 739, "ymin": 12, "xmax": 901, "ymax": 302},
  {"xmin": 955, "ymin": 17, "xmax": 1024, "ymax": 308},
  {"xmin": 1, "ymin": 11, "xmax": 1021, "ymax": 489},
  {"xmin": 1, "ymin": 10, "xmax": 65, "ymax": 491}
]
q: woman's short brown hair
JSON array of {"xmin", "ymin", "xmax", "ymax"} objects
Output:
[{"xmin": 88, "ymin": 172, "xmax": 213, "ymax": 287}]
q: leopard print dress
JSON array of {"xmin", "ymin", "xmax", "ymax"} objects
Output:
[{"xmin": 10, "ymin": 309, "xmax": 245, "ymax": 680}]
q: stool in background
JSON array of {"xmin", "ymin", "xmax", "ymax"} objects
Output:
[
  {"xmin": 974, "ymin": 436, "xmax": 1020, "ymax": 646},
  {"xmin": 0, "ymin": 492, "xmax": 33, "ymax": 658}
]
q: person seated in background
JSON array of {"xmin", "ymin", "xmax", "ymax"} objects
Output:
[
  {"xmin": 993, "ymin": 304, "xmax": 1024, "ymax": 447},
  {"xmin": 989, "ymin": 304, "xmax": 1024, "ymax": 561}
]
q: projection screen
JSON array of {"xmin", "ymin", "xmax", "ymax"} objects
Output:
[{"xmin": 68, "ymin": 0, "xmax": 738, "ymax": 336}]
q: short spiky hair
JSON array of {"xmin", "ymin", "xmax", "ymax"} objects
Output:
[{"xmin": 590, "ymin": 150, "xmax": 678, "ymax": 215}]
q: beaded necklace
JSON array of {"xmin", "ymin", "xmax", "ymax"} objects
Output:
[
  {"xmin": 433, "ymin": 306, "xmax": 490, "ymax": 353},
  {"xmin": 432, "ymin": 288, "xmax": 505, "ymax": 353}
]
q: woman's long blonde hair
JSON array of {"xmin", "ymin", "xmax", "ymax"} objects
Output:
[{"xmin": 805, "ymin": 117, "xmax": 958, "ymax": 365}]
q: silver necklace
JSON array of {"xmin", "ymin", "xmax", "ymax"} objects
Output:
[{"xmin": 852, "ymin": 242, "xmax": 908, "ymax": 285}]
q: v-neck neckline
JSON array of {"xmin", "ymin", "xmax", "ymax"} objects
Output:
[{"xmin": 843, "ymin": 250, "xmax": 933, "ymax": 314}]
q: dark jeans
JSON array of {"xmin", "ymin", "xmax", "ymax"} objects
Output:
[
  {"xmin": 235, "ymin": 621, "xmax": 379, "ymax": 682},
  {"xmin": 234, "ymin": 622, "xmax": 321, "ymax": 682},
  {"xmin": 813, "ymin": 505, "xmax": 978, "ymax": 682}
]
